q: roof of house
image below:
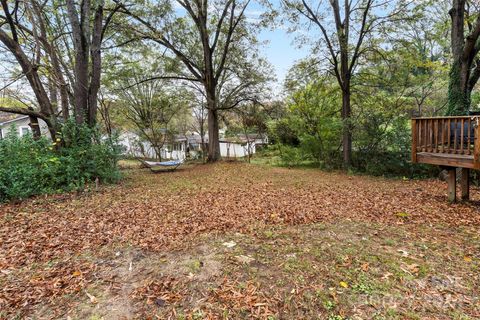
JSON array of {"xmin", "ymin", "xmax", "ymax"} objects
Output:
[{"xmin": 0, "ymin": 112, "xmax": 28, "ymax": 125}]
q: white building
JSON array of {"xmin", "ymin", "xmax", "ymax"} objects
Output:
[
  {"xmin": 0, "ymin": 112, "xmax": 49, "ymax": 139},
  {"xmin": 119, "ymin": 131, "xmax": 268, "ymax": 160}
]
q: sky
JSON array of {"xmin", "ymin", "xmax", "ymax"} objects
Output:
[
  {"xmin": 258, "ymin": 27, "xmax": 308, "ymax": 92},
  {"xmin": 245, "ymin": 1, "xmax": 310, "ymax": 94}
]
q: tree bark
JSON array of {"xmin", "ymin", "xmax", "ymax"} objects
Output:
[
  {"xmin": 28, "ymin": 108, "xmax": 41, "ymax": 140},
  {"xmin": 67, "ymin": 0, "xmax": 104, "ymax": 126},
  {"xmin": 341, "ymin": 86, "xmax": 352, "ymax": 167},
  {"xmin": 207, "ymin": 107, "xmax": 221, "ymax": 162},
  {"xmin": 447, "ymin": 0, "xmax": 480, "ymax": 115},
  {"xmin": 88, "ymin": 4, "xmax": 104, "ymax": 126}
]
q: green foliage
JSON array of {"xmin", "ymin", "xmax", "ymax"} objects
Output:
[
  {"xmin": 269, "ymin": 65, "xmax": 439, "ymax": 176},
  {"xmin": 268, "ymin": 118, "xmax": 300, "ymax": 146},
  {"xmin": 0, "ymin": 122, "xmax": 121, "ymax": 202},
  {"xmin": 269, "ymin": 80, "xmax": 344, "ymax": 168},
  {"xmin": 277, "ymin": 144, "xmax": 307, "ymax": 167}
]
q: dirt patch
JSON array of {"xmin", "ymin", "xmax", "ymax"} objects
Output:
[{"xmin": 68, "ymin": 244, "xmax": 225, "ymax": 319}]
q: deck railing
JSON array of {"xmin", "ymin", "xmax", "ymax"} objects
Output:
[{"xmin": 411, "ymin": 116, "xmax": 480, "ymax": 165}]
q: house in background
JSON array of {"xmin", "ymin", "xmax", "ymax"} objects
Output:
[
  {"xmin": 118, "ymin": 130, "xmax": 268, "ymax": 160},
  {"xmin": 0, "ymin": 112, "xmax": 49, "ymax": 139}
]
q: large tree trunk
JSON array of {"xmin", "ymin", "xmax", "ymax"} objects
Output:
[
  {"xmin": 205, "ymin": 81, "xmax": 221, "ymax": 162},
  {"xmin": 67, "ymin": 0, "xmax": 103, "ymax": 126},
  {"xmin": 88, "ymin": 5, "xmax": 103, "ymax": 127},
  {"xmin": 447, "ymin": 0, "xmax": 470, "ymax": 115},
  {"xmin": 207, "ymin": 107, "xmax": 221, "ymax": 162},
  {"xmin": 341, "ymin": 86, "xmax": 352, "ymax": 167},
  {"xmin": 28, "ymin": 109, "xmax": 41, "ymax": 140},
  {"xmin": 447, "ymin": 61, "xmax": 470, "ymax": 115},
  {"xmin": 200, "ymin": 123, "xmax": 206, "ymax": 163},
  {"xmin": 206, "ymin": 96, "xmax": 221, "ymax": 162}
]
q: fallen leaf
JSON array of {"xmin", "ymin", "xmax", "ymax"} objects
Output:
[
  {"xmin": 155, "ymin": 297, "xmax": 166, "ymax": 307},
  {"xmin": 85, "ymin": 291, "xmax": 98, "ymax": 304},
  {"xmin": 396, "ymin": 212, "xmax": 410, "ymax": 218},
  {"xmin": 222, "ymin": 241, "xmax": 237, "ymax": 248},
  {"xmin": 406, "ymin": 263, "xmax": 420, "ymax": 275},
  {"xmin": 339, "ymin": 281, "xmax": 348, "ymax": 288},
  {"xmin": 382, "ymin": 272, "xmax": 393, "ymax": 280},
  {"xmin": 361, "ymin": 263, "xmax": 370, "ymax": 272},
  {"xmin": 234, "ymin": 255, "xmax": 255, "ymax": 264}
]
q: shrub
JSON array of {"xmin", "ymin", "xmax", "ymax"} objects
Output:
[
  {"xmin": 0, "ymin": 122, "xmax": 121, "ymax": 202},
  {"xmin": 278, "ymin": 144, "xmax": 309, "ymax": 167}
]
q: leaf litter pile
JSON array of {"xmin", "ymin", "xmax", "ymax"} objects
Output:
[{"xmin": 1, "ymin": 162, "xmax": 479, "ymax": 319}]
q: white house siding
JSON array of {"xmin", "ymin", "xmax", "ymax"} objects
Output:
[
  {"xmin": 118, "ymin": 131, "xmax": 258, "ymax": 160},
  {"xmin": 220, "ymin": 141, "xmax": 255, "ymax": 158},
  {"xmin": 0, "ymin": 116, "xmax": 50, "ymax": 139},
  {"xmin": 118, "ymin": 132, "xmax": 186, "ymax": 160}
]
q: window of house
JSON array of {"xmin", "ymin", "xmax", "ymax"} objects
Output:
[{"xmin": 19, "ymin": 126, "xmax": 31, "ymax": 136}]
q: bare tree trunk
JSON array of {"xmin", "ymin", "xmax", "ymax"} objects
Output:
[
  {"xmin": 0, "ymin": 30, "xmax": 57, "ymax": 139},
  {"xmin": 447, "ymin": 0, "xmax": 480, "ymax": 115},
  {"xmin": 28, "ymin": 107, "xmax": 41, "ymax": 140},
  {"xmin": 341, "ymin": 85, "xmax": 352, "ymax": 167},
  {"xmin": 207, "ymin": 107, "xmax": 221, "ymax": 162},
  {"xmin": 448, "ymin": 1, "xmax": 469, "ymax": 115},
  {"xmin": 66, "ymin": 0, "xmax": 104, "ymax": 126},
  {"xmin": 119, "ymin": 0, "xmax": 250, "ymax": 163},
  {"xmin": 88, "ymin": 5, "xmax": 103, "ymax": 126}
]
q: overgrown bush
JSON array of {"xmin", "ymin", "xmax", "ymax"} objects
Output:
[
  {"xmin": 277, "ymin": 144, "xmax": 308, "ymax": 167},
  {"xmin": 267, "ymin": 80, "xmax": 437, "ymax": 177},
  {"xmin": 0, "ymin": 122, "xmax": 121, "ymax": 202}
]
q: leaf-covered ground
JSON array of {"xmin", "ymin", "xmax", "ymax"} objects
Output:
[{"xmin": 0, "ymin": 162, "xmax": 479, "ymax": 319}]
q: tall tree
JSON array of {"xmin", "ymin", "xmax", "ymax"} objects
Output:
[
  {"xmin": 117, "ymin": 0, "xmax": 268, "ymax": 162},
  {"xmin": 0, "ymin": 0, "xmax": 58, "ymax": 138},
  {"xmin": 447, "ymin": 0, "xmax": 480, "ymax": 115},
  {"xmin": 0, "ymin": 0, "xmax": 120, "ymax": 136},
  {"xmin": 283, "ymin": 0, "xmax": 407, "ymax": 167}
]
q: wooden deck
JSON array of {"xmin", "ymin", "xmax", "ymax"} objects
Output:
[
  {"xmin": 416, "ymin": 152, "xmax": 475, "ymax": 168},
  {"xmin": 411, "ymin": 116, "xmax": 480, "ymax": 201},
  {"xmin": 411, "ymin": 116, "xmax": 480, "ymax": 169}
]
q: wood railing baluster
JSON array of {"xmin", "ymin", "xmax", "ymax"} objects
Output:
[
  {"xmin": 447, "ymin": 119, "xmax": 451, "ymax": 153},
  {"xmin": 441, "ymin": 119, "xmax": 445, "ymax": 152},
  {"xmin": 475, "ymin": 118, "xmax": 480, "ymax": 169},
  {"xmin": 420, "ymin": 119, "xmax": 427, "ymax": 152},
  {"xmin": 467, "ymin": 118, "xmax": 471, "ymax": 155},
  {"xmin": 461, "ymin": 119, "xmax": 464, "ymax": 154},
  {"xmin": 411, "ymin": 119, "xmax": 417, "ymax": 163},
  {"xmin": 412, "ymin": 116, "xmax": 479, "ymax": 171},
  {"xmin": 428, "ymin": 119, "xmax": 434, "ymax": 152},
  {"xmin": 454, "ymin": 119, "xmax": 458, "ymax": 153}
]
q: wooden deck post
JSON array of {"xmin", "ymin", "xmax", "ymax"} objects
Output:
[
  {"xmin": 411, "ymin": 119, "xmax": 417, "ymax": 163},
  {"xmin": 461, "ymin": 168, "xmax": 470, "ymax": 201},
  {"xmin": 475, "ymin": 118, "xmax": 480, "ymax": 169},
  {"xmin": 447, "ymin": 168, "xmax": 457, "ymax": 202}
]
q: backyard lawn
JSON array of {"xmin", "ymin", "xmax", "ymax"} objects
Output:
[{"xmin": 1, "ymin": 162, "xmax": 479, "ymax": 319}]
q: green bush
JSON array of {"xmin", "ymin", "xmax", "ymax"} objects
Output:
[
  {"xmin": 0, "ymin": 123, "xmax": 121, "ymax": 202},
  {"xmin": 278, "ymin": 144, "xmax": 307, "ymax": 167}
]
